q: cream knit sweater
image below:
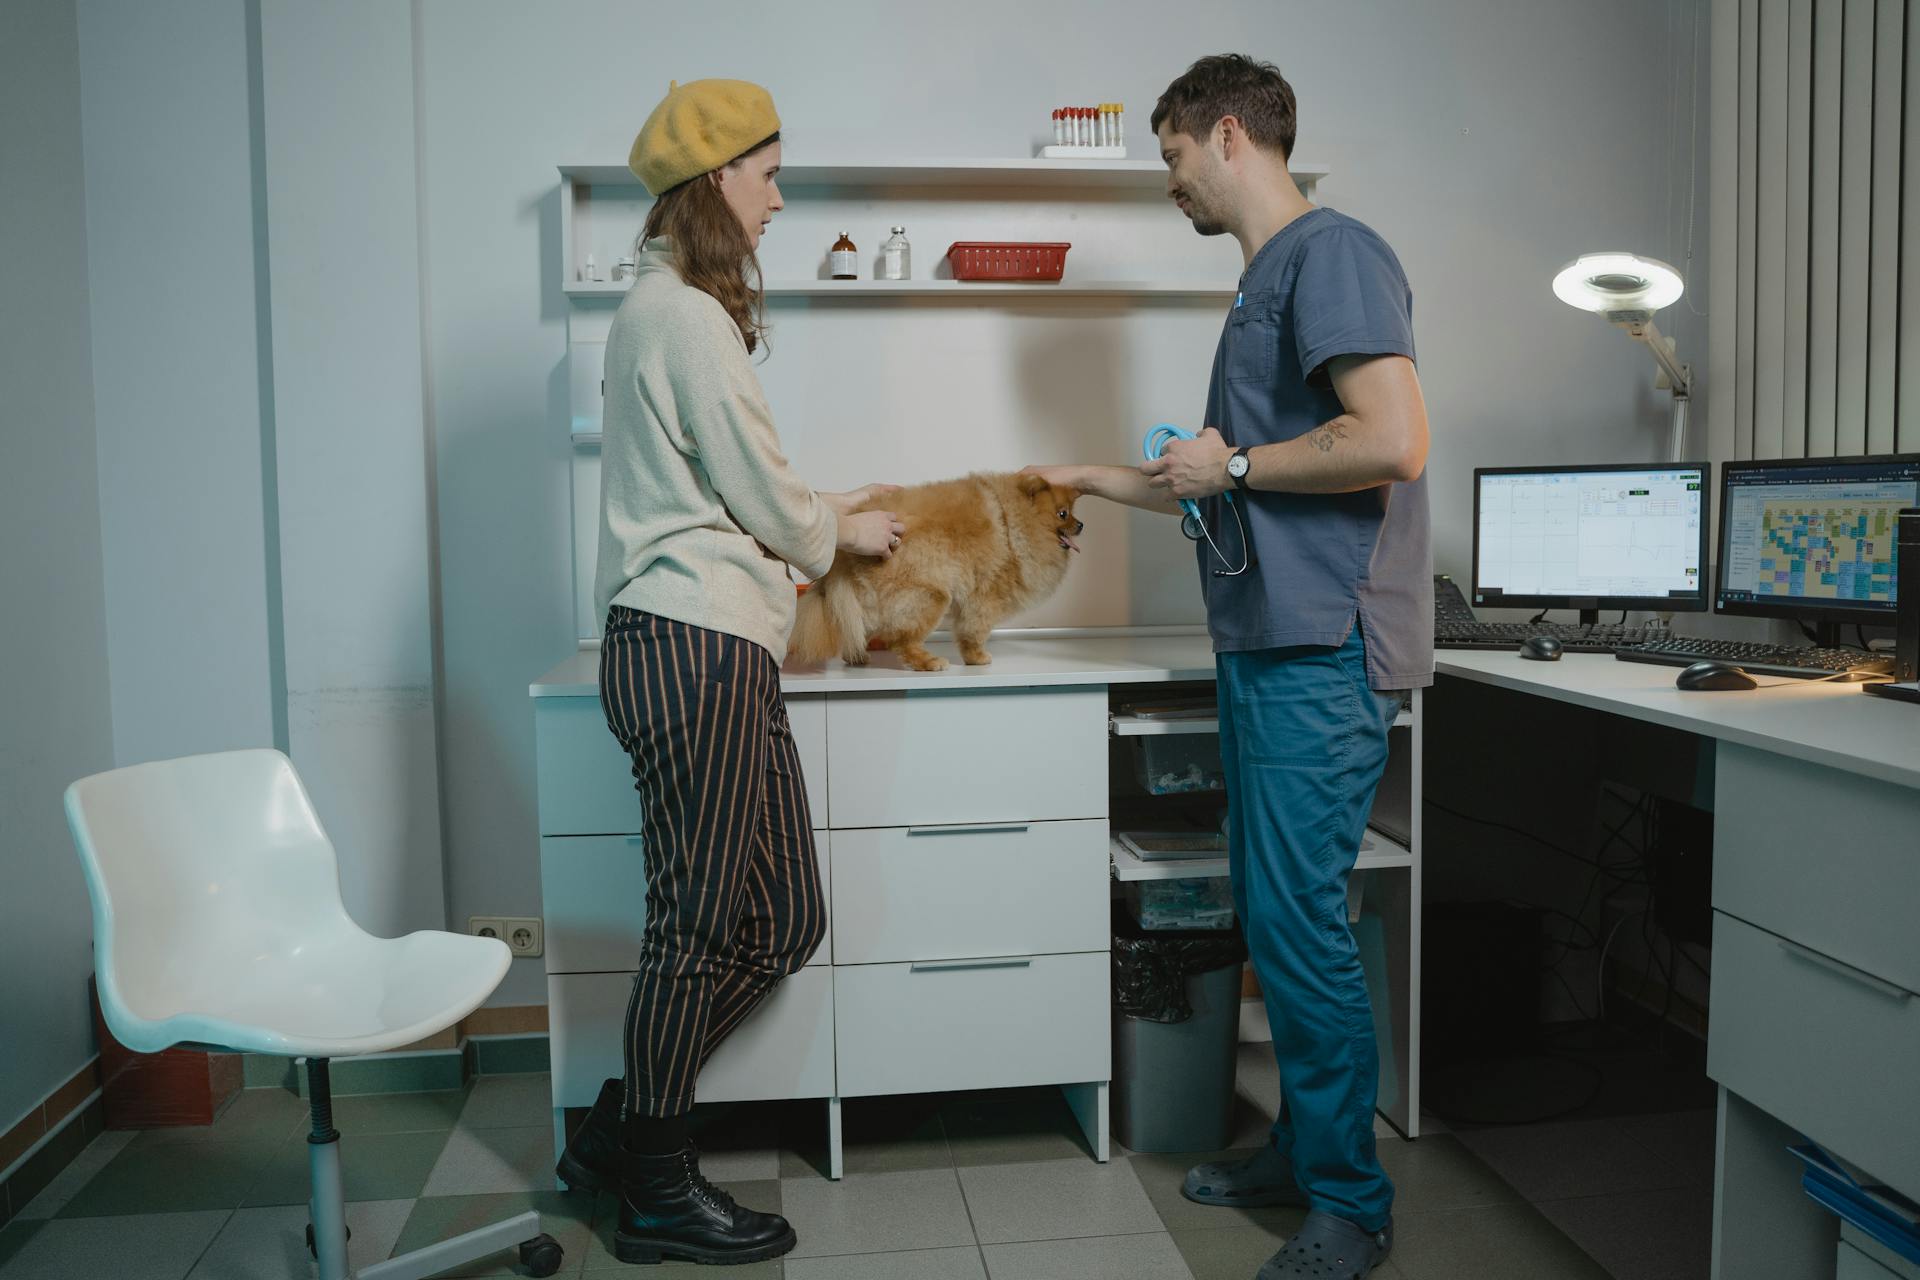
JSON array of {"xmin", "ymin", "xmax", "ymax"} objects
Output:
[{"xmin": 593, "ymin": 240, "xmax": 837, "ymax": 662}]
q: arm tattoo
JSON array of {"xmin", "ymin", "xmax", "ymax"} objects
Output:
[{"xmin": 1307, "ymin": 420, "xmax": 1350, "ymax": 453}]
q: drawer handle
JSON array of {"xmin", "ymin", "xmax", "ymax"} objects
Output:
[
  {"xmin": 625, "ymin": 835, "xmax": 644, "ymax": 845},
  {"xmin": 1777, "ymin": 939, "xmax": 1913, "ymax": 1003},
  {"xmin": 909, "ymin": 958, "xmax": 1033, "ymax": 973},
  {"xmin": 905, "ymin": 823, "xmax": 1031, "ymax": 837}
]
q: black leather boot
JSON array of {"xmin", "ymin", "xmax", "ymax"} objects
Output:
[
  {"xmin": 555, "ymin": 1078, "xmax": 622, "ymax": 1194},
  {"xmin": 613, "ymin": 1144, "xmax": 796, "ymax": 1266}
]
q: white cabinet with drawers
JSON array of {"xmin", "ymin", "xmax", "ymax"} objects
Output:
[{"xmin": 532, "ymin": 673, "xmax": 1114, "ymax": 1181}]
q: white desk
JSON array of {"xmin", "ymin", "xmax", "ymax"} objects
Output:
[{"xmin": 1434, "ymin": 651, "xmax": 1920, "ymax": 1280}]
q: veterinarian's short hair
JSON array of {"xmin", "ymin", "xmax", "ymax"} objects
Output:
[{"xmin": 1150, "ymin": 54, "xmax": 1297, "ymax": 159}]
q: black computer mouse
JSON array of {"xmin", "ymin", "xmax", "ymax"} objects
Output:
[
  {"xmin": 1518, "ymin": 635, "xmax": 1564, "ymax": 661},
  {"xmin": 1675, "ymin": 660, "xmax": 1758, "ymax": 691}
]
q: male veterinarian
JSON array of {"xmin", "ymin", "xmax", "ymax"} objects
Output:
[{"xmin": 1029, "ymin": 53, "xmax": 1431, "ymax": 1280}]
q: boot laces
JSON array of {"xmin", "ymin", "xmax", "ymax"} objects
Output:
[{"xmin": 683, "ymin": 1146, "xmax": 737, "ymax": 1217}]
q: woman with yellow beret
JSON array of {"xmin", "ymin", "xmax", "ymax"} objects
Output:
[{"xmin": 558, "ymin": 77, "xmax": 904, "ymax": 1266}]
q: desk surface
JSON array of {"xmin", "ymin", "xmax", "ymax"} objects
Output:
[
  {"xmin": 530, "ymin": 634, "xmax": 1918, "ymax": 791},
  {"xmin": 1435, "ymin": 650, "xmax": 1920, "ymax": 792},
  {"xmin": 531, "ymin": 633, "xmax": 1220, "ymax": 697}
]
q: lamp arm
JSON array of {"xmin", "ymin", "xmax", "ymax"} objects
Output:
[{"xmin": 1631, "ymin": 318, "xmax": 1692, "ymax": 398}]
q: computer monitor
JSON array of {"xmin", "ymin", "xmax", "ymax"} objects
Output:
[
  {"xmin": 1716, "ymin": 453, "xmax": 1920, "ymax": 632},
  {"xmin": 1472, "ymin": 461, "xmax": 1710, "ymax": 619}
]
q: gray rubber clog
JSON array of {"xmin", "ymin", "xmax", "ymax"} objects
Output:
[
  {"xmin": 1256, "ymin": 1209, "xmax": 1393, "ymax": 1279},
  {"xmin": 1181, "ymin": 1141, "xmax": 1309, "ymax": 1209}
]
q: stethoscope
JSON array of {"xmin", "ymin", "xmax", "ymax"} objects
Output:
[{"xmin": 1144, "ymin": 424, "xmax": 1257, "ymax": 577}]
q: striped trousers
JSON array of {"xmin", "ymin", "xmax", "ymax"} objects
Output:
[{"xmin": 599, "ymin": 606, "xmax": 826, "ymax": 1118}]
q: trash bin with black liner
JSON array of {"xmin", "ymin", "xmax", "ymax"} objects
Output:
[{"xmin": 1111, "ymin": 898, "xmax": 1248, "ymax": 1153}]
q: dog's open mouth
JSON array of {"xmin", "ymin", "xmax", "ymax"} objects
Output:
[{"xmin": 1058, "ymin": 532, "xmax": 1081, "ymax": 553}]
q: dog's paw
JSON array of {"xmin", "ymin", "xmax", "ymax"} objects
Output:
[
  {"xmin": 907, "ymin": 654, "xmax": 949, "ymax": 672},
  {"xmin": 960, "ymin": 648, "xmax": 993, "ymax": 665}
]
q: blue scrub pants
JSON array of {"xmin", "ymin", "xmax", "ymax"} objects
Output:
[{"xmin": 1216, "ymin": 625, "xmax": 1400, "ymax": 1231}]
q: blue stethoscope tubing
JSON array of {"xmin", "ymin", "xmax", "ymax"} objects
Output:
[{"xmin": 1143, "ymin": 424, "xmax": 1255, "ymax": 576}]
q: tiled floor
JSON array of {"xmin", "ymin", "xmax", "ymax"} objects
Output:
[{"xmin": 0, "ymin": 1046, "xmax": 1713, "ymax": 1279}]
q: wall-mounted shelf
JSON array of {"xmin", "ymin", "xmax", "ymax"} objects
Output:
[
  {"xmin": 563, "ymin": 277, "xmax": 1235, "ymax": 300},
  {"xmin": 560, "ymin": 157, "xmax": 1327, "ymax": 193}
]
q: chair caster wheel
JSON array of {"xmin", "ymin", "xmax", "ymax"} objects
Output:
[
  {"xmin": 304, "ymin": 1222, "xmax": 351, "ymax": 1259},
  {"xmin": 519, "ymin": 1233, "xmax": 564, "ymax": 1277}
]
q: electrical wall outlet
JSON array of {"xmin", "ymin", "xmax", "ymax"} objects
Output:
[
  {"xmin": 502, "ymin": 917, "xmax": 543, "ymax": 958},
  {"xmin": 468, "ymin": 916, "xmax": 507, "ymax": 943}
]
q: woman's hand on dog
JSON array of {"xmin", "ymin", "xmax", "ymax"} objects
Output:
[
  {"xmin": 1141, "ymin": 427, "xmax": 1232, "ymax": 499},
  {"xmin": 821, "ymin": 483, "xmax": 903, "ymax": 515},
  {"xmin": 837, "ymin": 508, "xmax": 906, "ymax": 558}
]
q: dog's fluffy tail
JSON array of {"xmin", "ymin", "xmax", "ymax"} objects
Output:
[{"xmin": 789, "ymin": 566, "xmax": 867, "ymax": 663}]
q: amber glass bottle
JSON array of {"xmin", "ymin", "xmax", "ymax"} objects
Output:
[{"xmin": 829, "ymin": 231, "xmax": 858, "ymax": 280}]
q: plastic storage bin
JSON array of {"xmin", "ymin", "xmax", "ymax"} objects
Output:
[
  {"xmin": 1124, "ymin": 876, "xmax": 1236, "ymax": 931},
  {"xmin": 945, "ymin": 242, "xmax": 1071, "ymax": 281},
  {"xmin": 1131, "ymin": 734, "xmax": 1226, "ymax": 794}
]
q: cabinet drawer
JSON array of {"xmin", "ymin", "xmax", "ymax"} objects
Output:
[
  {"xmin": 830, "ymin": 820, "xmax": 1107, "ymax": 964},
  {"xmin": 1707, "ymin": 911, "xmax": 1920, "ymax": 1193},
  {"xmin": 833, "ymin": 951, "xmax": 1108, "ymax": 1098},
  {"xmin": 825, "ymin": 687, "xmax": 1107, "ymax": 828},
  {"xmin": 535, "ymin": 692, "xmax": 827, "ymax": 835},
  {"xmin": 548, "ymin": 966, "xmax": 834, "ymax": 1106},
  {"xmin": 1714, "ymin": 743, "xmax": 1920, "ymax": 995},
  {"xmin": 542, "ymin": 831, "xmax": 829, "ymax": 973}
]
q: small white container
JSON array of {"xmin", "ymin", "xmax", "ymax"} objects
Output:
[{"xmin": 880, "ymin": 227, "xmax": 911, "ymax": 280}]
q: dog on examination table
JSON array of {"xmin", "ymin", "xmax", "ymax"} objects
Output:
[{"xmin": 788, "ymin": 471, "xmax": 1085, "ymax": 672}]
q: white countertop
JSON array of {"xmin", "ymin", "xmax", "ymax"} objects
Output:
[
  {"xmin": 1434, "ymin": 650, "xmax": 1920, "ymax": 792},
  {"xmin": 530, "ymin": 634, "xmax": 1919, "ymax": 791},
  {"xmin": 530, "ymin": 632, "xmax": 1221, "ymax": 697}
]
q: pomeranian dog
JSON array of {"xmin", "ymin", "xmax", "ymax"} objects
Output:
[{"xmin": 789, "ymin": 472, "xmax": 1085, "ymax": 672}]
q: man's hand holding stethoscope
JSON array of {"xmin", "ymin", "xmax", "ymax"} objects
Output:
[{"xmin": 1141, "ymin": 426, "xmax": 1234, "ymax": 499}]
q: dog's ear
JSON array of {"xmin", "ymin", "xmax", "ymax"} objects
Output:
[{"xmin": 1018, "ymin": 472, "xmax": 1050, "ymax": 497}]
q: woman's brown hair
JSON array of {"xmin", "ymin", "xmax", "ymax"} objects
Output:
[{"xmin": 639, "ymin": 133, "xmax": 778, "ymax": 355}]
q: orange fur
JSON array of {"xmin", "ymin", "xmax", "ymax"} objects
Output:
[{"xmin": 789, "ymin": 472, "xmax": 1085, "ymax": 672}]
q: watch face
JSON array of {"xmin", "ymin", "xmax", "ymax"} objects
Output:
[{"xmin": 1228, "ymin": 453, "xmax": 1249, "ymax": 477}]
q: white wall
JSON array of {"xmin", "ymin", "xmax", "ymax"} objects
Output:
[
  {"xmin": 77, "ymin": 0, "xmax": 281, "ymax": 765},
  {"xmin": 256, "ymin": 0, "xmax": 447, "ymax": 940},
  {"xmin": 415, "ymin": 0, "xmax": 1711, "ymax": 1001},
  {"xmin": 0, "ymin": 0, "xmax": 114, "ymax": 1136}
]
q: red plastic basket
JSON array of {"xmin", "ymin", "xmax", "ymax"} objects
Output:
[{"xmin": 946, "ymin": 241, "xmax": 1071, "ymax": 282}]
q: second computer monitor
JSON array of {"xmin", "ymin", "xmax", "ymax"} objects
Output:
[{"xmin": 1472, "ymin": 462, "xmax": 1710, "ymax": 614}]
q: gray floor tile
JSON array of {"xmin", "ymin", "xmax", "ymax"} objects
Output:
[
  {"xmin": 700, "ymin": 1145, "xmax": 781, "ymax": 1183},
  {"xmin": 780, "ymin": 1095, "xmax": 949, "ymax": 1179},
  {"xmin": 1126, "ymin": 1148, "xmax": 1307, "ymax": 1235},
  {"xmin": 457, "ymin": 1075, "xmax": 554, "ymax": 1130},
  {"xmin": 57, "ymin": 1138, "xmax": 285, "ymax": 1217},
  {"xmin": 957, "ymin": 1157, "xmax": 1163, "ymax": 1245},
  {"xmin": 781, "ymin": 1167, "xmax": 974, "ymax": 1258},
  {"xmin": 328, "ymin": 1089, "xmax": 470, "ymax": 1135},
  {"xmin": 1377, "ymin": 1133, "xmax": 1526, "ymax": 1213},
  {"xmin": 1171, "ymin": 1223, "xmax": 1301, "ymax": 1280},
  {"xmin": 395, "ymin": 1189, "xmax": 595, "ymax": 1278},
  {"xmin": 185, "ymin": 1199, "xmax": 413, "ymax": 1279},
  {"xmin": 128, "ymin": 1088, "xmax": 311, "ymax": 1148},
  {"xmin": 1538, "ymin": 1187, "xmax": 1713, "ymax": 1280},
  {"xmin": 0, "ymin": 1223, "xmax": 45, "ymax": 1270},
  {"xmin": 15, "ymin": 1131, "xmax": 136, "ymax": 1220},
  {"xmin": 983, "ymin": 1231, "xmax": 1198, "ymax": 1279},
  {"xmin": 0, "ymin": 1210, "xmax": 229, "ymax": 1280},
  {"xmin": 1618, "ymin": 1109, "xmax": 1717, "ymax": 1189},
  {"xmin": 1454, "ymin": 1118, "xmax": 1691, "ymax": 1203},
  {"xmin": 942, "ymin": 1090, "xmax": 1094, "ymax": 1168},
  {"xmin": 423, "ymin": 1126, "xmax": 555, "ymax": 1197},
  {"xmin": 580, "ymin": 1181, "xmax": 781, "ymax": 1272},
  {"xmin": 785, "ymin": 1246, "xmax": 985, "ymax": 1280},
  {"xmin": 241, "ymin": 1131, "xmax": 452, "ymax": 1207},
  {"xmin": 1389, "ymin": 1202, "xmax": 1610, "ymax": 1280}
]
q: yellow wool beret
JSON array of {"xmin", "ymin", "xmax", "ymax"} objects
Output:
[{"xmin": 628, "ymin": 78, "xmax": 781, "ymax": 196}]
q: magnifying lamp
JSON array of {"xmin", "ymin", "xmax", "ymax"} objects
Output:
[{"xmin": 1552, "ymin": 252, "xmax": 1692, "ymax": 462}]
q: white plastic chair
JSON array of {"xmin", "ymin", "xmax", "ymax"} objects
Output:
[{"xmin": 65, "ymin": 748, "xmax": 563, "ymax": 1279}]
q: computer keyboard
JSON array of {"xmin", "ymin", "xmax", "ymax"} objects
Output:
[
  {"xmin": 1435, "ymin": 621, "xmax": 1661, "ymax": 654},
  {"xmin": 1614, "ymin": 638, "xmax": 1895, "ymax": 680}
]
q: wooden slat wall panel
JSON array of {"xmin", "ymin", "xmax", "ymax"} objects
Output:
[
  {"xmin": 1736, "ymin": 4, "xmax": 1761, "ymax": 461},
  {"xmin": 1865, "ymin": 0, "xmax": 1903, "ymax": 454},
  {"xmin": 1709, "ymin": 0, "xmax": 1742, "ymax": 465},
  {"xmin": 1903, "ymin": 0, "xmax": 1920, "ymax": 452},
  {"xmin": 1782, "ymin": 1, "xmax": 1814, "ymax": 459},
  {"xmin": 1834, "ymin": 0, "xmax": 1875, "ymax": 456},
  {"xmin": 1753, "ymin": 2, "xmax": 1790, "ymax": 460},
  {"xmin": 1806, "ymin": 0, "xmax": 1843, "ymax": 458}
]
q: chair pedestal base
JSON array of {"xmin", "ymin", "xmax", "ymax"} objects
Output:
[{"xmin": 303, "ymin": 1058, "xmax": 561, "ymax": 1280}]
